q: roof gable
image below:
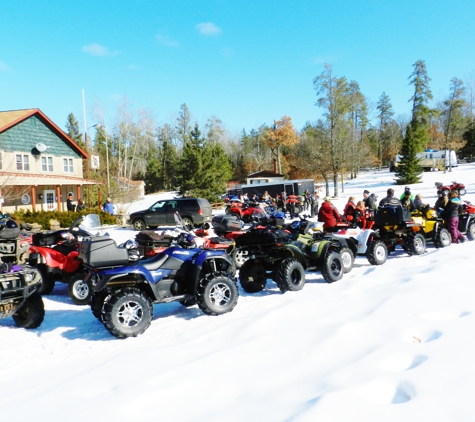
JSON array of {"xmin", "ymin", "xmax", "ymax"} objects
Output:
[{"xmin": 0, "ymin": 108, "xmax": 89, "ymax": 159}]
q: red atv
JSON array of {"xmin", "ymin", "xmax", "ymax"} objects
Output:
[
  {"xmin": 228, "ymin": 201, "xmax": 266, "ymax": 223},
  {"xmin": 435, "ymin": 181, "xmax": 467, "ymax": 196},
  {"xmin": 28, "ymin": 214, "xmax": 103, "ymax": 305}
]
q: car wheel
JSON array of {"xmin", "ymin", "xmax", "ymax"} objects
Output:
[
  {"xmin": 467, "ymin": 220, "xmax": 475, "ymax": 241},
  {"xmin": 12, "ymin": 291, "xmax": 45, "ymax": 329},
  {"xmin": 407, "ymin": 233, "xmax": 426, "ymax": 255},
  {"xmin": 36, "ymin": 265, "xmax": 55, "ymax": 295},
  {"xmin": 321, "ymin": 251, "xmax": 343, "ymax": 283},
  {"xmin": 238, "ymin": 260, "xmax": 267, "ymax": 293},
  {"xmin": 68, "ymin": 273, "xmax": 93, "ymax": 306},
  {"xmin": 231, "ymin": 247, "xmax": 249, "ymax": 269},
  {"xmin": 133, "ymin": 218, "xmax": 147, "ymax": 231},
  {"xmin": 102, "ymin": 288, "xmax": 153, "ymax": 339},
  {"xmin": 339, "ymin": 247, "xmax": 354, "ymax": 273},
  {"xmin": 366, "ymin": 240, "xmax": 388, "ymax": 265},
  {"xmin": 435, "ymin": 228, "xmax": 451, "ymax": 248},
  {"xmin": 181, "ymin": 217, "xmax": 194, "ymax": 229},
  {"xmin": 196, "ymin": 273, "xmax": 239, "ymax": 315},
  {"xmin": 275, "ymin": 258, "xmax": 305, "ymax": 292}
]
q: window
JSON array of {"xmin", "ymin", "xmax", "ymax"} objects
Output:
[
  {"xmin": 41, "ymin": 156, "xmax": 53, "ymax": 172},
  {"xmin": 63, "ymin": 158, "xmax": 74, "ymax": 173},
  {"xmin": 16, "ymin": 154, "xmax": 30, "ymax": 171}
]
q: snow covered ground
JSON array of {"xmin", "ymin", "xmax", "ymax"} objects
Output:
[{"xmin": 2, "ymin": 165, "xmax": 475, "ymax": 422}]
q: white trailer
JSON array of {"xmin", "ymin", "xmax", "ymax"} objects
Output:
[{"xmin": 395, "ymin": 150, "xmax": 458, "ymax": 171}]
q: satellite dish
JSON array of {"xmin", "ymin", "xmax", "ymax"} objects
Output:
[{"xmin": 35, "ymin": 143, "xmax": 48, "ymax": 152}]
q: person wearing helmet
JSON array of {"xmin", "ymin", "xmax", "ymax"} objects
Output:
[{"xmin": 399, "ymin": 186, "xmax": 414, "ymax": 201}]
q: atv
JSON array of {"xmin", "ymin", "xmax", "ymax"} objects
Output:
[
  {"xmin": 81, "ymin": 212, "xmax": 239, "ymax": 339},
  {"xmin": 236, "ymin": 224, "xmax": 344, "ymax": 294},
  {"xmin": 372, "ymin": 204, "xmax": 427, "ymax": 255},
  {"xmin": 0, "ymin": 264, "xmax": 44, "ymax": 329},
  {"xmin": 411, "ymin": 205, "xmax": 451, "ymax": 247}
]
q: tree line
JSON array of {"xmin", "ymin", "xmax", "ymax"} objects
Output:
[{"xmin": 65, "ymin": 60, "xmax": 475, "ymax": 203}]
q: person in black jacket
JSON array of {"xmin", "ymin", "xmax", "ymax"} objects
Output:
[
  {"xmin": 442, "ymin": 190, "xmax": 467, "ymax": 243},
  {"xmin": 66, "ymin": 194, "xmax": 76, "ymax": 212},
  {"xmin": 363, "ymin": 190, "xmax": 378, "ymax": 210},
  {"xmin": 379, "ymin": 188, "xmax": 401, "ymax": 207}
]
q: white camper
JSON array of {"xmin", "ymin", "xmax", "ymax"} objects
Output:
[{"xmin": 394, "ymin": 149, "xmax": 458, "ymax": 171}]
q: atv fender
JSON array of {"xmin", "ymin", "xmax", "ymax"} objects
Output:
[{"xmin": 271, "ymin": 243, "xmax": 308, "ymax": 269}]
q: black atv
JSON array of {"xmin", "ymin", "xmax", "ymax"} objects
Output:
[
  {"xmin": 0, "ymin": 264, "xmax": 45, "ymax": 329},
  {"xmin": 373, "ymin": 204, "xmax": 426, "ymax": 255},
  {"xmin": 235, "ymin": 225, "xmax": 344, "ymax": 294}
]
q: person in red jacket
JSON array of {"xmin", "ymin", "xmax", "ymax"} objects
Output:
[
  {"xmin": 318, "ymin": 196, "xmax": 341, "ymax": 232},
  {"xmin": 343, "ymin": 196, "xmax": 357, "ymax": 221}
]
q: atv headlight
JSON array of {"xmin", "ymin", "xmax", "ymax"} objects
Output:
[{"xmin": 24, "ymin": 271, "xmax": 35, "ymax": 284}]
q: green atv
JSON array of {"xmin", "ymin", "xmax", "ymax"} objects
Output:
[{"xmin": 236, "ymin": 226, "xmax": 344, "ymax": 294}]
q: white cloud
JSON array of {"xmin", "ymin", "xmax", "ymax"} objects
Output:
[
  {"xmin": 0, "ymin": 61, "xmax": 13, "ymax": 72},
  {"xmin": 82, "ymin": 43, "xmax": 119, "ymax": 57},
  {"xmin": 196, "ymin": 22, "xmax": 222, "ymax": 36},
  {"xmin": 155, "ymin": 34, "xmax": 180, "ymax": 48}
]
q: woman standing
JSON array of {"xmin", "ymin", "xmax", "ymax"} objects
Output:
[{"xmin": 442, "ymin": 191, "xmax": 467, "ymax": 244}]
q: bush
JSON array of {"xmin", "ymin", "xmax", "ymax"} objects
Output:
[{"xmin": 11, "ymin": 208, "xmax": 117, "ymax": 230}]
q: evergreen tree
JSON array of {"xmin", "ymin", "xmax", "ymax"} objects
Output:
[
  {"xmin": 395, "ymin": 124, "xmax": 423, "ymax": 184},
  {"xmin": 460, "ymin": 121, "xmax": 475, "ymax": 161},
  {"xmin": 65, "ymin": 113, "xmax": 84, "ymax": 148},
  {"xmin": 176, "ymin": 123, "xmax": 232, "ymax": 202},
  {"xmin": 396, "ymin": 60, "xmax": 431, "ymax": 185}
]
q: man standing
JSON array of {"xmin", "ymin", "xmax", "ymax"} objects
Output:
[
  {"xmin": 103, "ymin": 197, "xmax": 114, "ymax": 215},
  {"xmin": 66, "ymin": 194, "xmax": 76, "ymax": 212},
  {"xmin": 363, "ymin": 190, "xmax": 377, "ymax": 210}
]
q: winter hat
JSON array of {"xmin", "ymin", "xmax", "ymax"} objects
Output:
[
  {"xmin": 324, "ymin": 196, "xmax": 331, "ymax": 202},
  {"xmin": 349, "ymin": 196, "xmax": 355, "ymax": 202},
  {"xmin": 405, "ymin": 186, "xmax": 411, "ymax": 192},
  {"xmin": 363, "ymin": 189, "xmax": 370, "ymax": 194}
]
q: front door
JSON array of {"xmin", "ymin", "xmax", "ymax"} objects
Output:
[{"xmin": 44, "ymin": 190, "xmax": 56, "ymax": 211}]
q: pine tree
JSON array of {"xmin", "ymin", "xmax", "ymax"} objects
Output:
[
  {"xmin": 376, "ymin": 92, "xmax": 394, "ymax": 170},
  {"xmin": 176, "ymin": 123, "xmax": 232, "ymax": 202},
  {"xmin": 396, "ymin": 60, "xmax": 431, "ymax": 185},
  {"xmin": 65, "ymin": 113, "xmax": 84, "ymax": 148},
  {"xmin": 394, "ymin": 124, "xmax": 423, "ymax": 184}
]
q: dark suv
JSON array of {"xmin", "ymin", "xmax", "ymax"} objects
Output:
[{"xmin": 128, "ymin": 198, "xmax": 213, "ymax": 230}]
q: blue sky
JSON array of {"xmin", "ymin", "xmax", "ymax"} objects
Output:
[{"xmin": 1, "ymin": 0, "xmax": 475, "ymax": 135}]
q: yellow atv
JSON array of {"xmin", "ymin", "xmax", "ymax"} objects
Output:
[{"xmin": 411, "ymin": 205, "xmax": 451, "ymax": 248}]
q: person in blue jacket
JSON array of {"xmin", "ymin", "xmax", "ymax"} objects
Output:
[{"xmin": 103, "ymin": 197, "xmax": 114, "ymax": 215}]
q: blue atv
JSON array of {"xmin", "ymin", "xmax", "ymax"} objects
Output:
[{"xmin": 79, "ymin": 220, "xmax": 238, "ymax": 339}]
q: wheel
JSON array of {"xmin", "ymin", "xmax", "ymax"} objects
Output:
[
  {"xmin": 181, "ymin": 217, "xmax": 194, "ymax": 229},
  {"xmin": 406, "ymin": 233, "xmax": 426, "ymax": 255},
  {"xmin": 133, "ymin": 218, "xmax": 146, "ymax": 231},
  {"xmin": 238, "ymin": 260, "xmax": 267, "ymax": 293},
  {"xmin": 467, "ymin": 220, "xmax": 475, "ymax": 241},
  {"xmin": 36, "ymin": 266, "xmax": 55, "ymax": 295},
  {"xmin": 91, "ymin": 289, "xmax": 109, "ymax": 320},
  {"xmin": 196, "ymin": 273, "xmax": 239, "ymax": 315},
  {"xmin": 275, "ymin": 258, "xmax": 306, "ymax": 292},
  {"xmin": 366, "ymin": 240, "xmax": 388, "ymax": 265},
  {"xmin": 320, "ymin": 251, "xmax": 343, "ymax": 283},
  {"xmin": 339, "ymin": 247, "xmax": 354, "ymax": 273},
  {"xmin": 102, "ymin": 288, "xmax": 153, "ymax": 338},
  {"xmin": 294, "ymin": 205, "xmax": 303, "ymax": 215},
  {"xmin": 231, "ymin": 247, "xmax": 249, "ymax": 269},
  {"xmin": 68, "ymin": 273, "xmax": 93, "ymax": 305},
  {"xmin": 12, "ymin": 291, "xmax": 45, "ymax": 329},
  {"xmin": 459, "ymin": 188, "xmax": 467, "ymax": 196},
  {"xmin": 434, "ymin": 228, "xmax": 451, "ymax": 248}
]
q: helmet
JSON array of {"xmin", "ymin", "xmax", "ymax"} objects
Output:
[
  {"xmin": 5, "ymin": 220, "xmax": 18, "ymax": 229},
  {"xmin": 61, "ymin": 232, "xmax": 75, "ymax": 242}
]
